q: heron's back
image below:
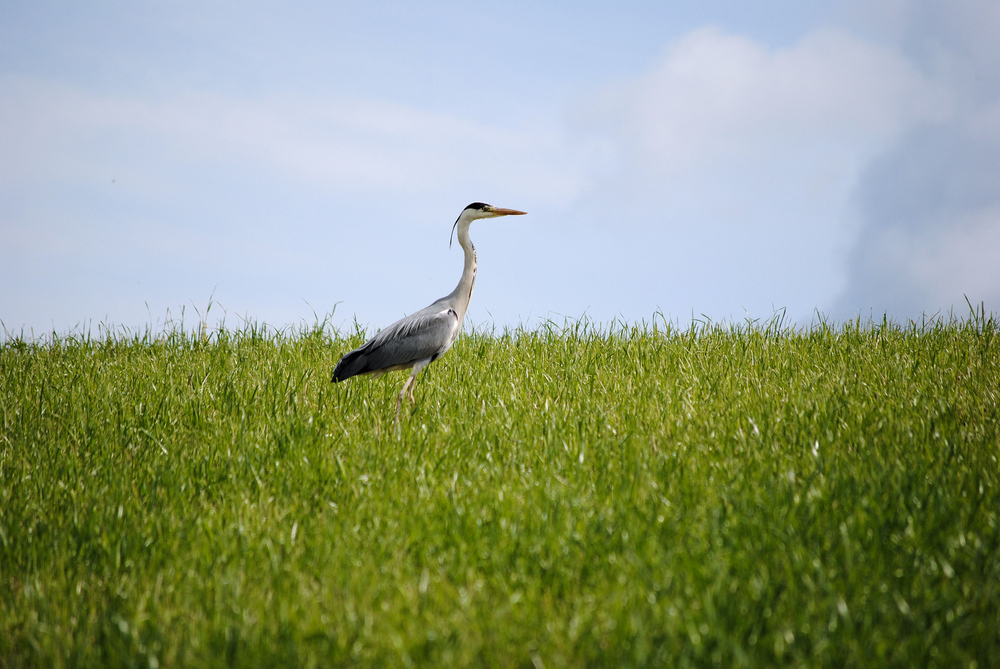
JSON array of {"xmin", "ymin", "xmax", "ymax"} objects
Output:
[{"xmin": 331, "ymin": 305, "xmax": 461, "ymax": 383}]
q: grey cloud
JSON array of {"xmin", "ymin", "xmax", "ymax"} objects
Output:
[
  {"xmin": 833, "ymin": 124, "xmax": 1000, "ymax": 319},
  {"xmin": 895, "ymin": 1, "xmax": 1000, "ymax": 101},
  {"xmin": 857, "ymin": 125, "xmax": 1000, "ymax": 234},
  {"xmin": 833, "ymin": 0, "xmax": 1000, "ymax": 321}
]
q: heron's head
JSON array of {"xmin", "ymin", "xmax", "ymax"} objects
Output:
[{"xmin": 450, "ymin": 202, "xmax": 526, "ymax": 247}]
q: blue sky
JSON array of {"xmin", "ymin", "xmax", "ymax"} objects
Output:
[{"xmin": 2, "ymin": 1, "xmax": 998, "ymax": 337}]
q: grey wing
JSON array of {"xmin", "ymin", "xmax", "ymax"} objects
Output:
[{"xmin": 331, "ymin": 307, "xmax": 460, "ymax": 382}]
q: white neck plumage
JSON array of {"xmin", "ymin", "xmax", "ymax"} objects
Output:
[{"xmin": 450, "ymin": 219, "xmax": 477, "ymax": 323}]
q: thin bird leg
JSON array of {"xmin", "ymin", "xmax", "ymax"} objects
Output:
[
  {"xmin": 407, "ymin": 375, "xmax": 418, "ymax": 405},
  {"xmin": 405, "ymin": 360, "xmax": 429, "ymax": 407},
  {"xmin": 396, "ymin": 373, "xmax": 417, "ymax": 420},
  {"xmin": 395, "ymin": 383, "xmax": 407, "ymax": 421},
  {"xmin": 395, "ymin": 361, "xmax": 428, "ymax": 420}
]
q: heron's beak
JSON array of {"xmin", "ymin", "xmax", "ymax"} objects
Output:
[{"xmin": 489, "ymin": 207, "xmax": 527, "ymax": 217}]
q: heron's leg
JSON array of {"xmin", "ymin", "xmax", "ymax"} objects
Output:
[
  {"xmin": 407, "ymin": 360, "xmax": 430, "ymax": 406},
  {"xmin": 407, "ymin": 376, "xmax": 417, "ymax": 405},
  {"xmin": 395, "ymin": 377, "xmax": 412, "ymax": 421},
  {"xmin": 395, "ymin": 361, "xmax": 429, "ymax": 420}
]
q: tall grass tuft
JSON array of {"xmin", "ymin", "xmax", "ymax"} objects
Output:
[{"xmin": 1, "ymin": 314, "xmax": 998, "ymax": 667}]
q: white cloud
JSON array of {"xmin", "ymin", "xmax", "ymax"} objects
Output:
[
  {"xmin": 0, "ymin": 73, "xmax": 592, "ymax": 335},
  {"xmin": 0, "ymin": 75, "xmax": 588, "ymax": 202},
  {"xmin": 837, "ymin": 204, "xmax": 1000, "ymax": 318},
  {"xmin": 580, "ymin": 27, "xmax": 951, "ymax": 182},
  {"xmin": 908, "ymin": 207, "xmax": 1000, "ymax": 307}
]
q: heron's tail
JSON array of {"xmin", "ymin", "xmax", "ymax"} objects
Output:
[{"xmin": 331, "ymin": 348, "xmax": 368, "ymax": 382}]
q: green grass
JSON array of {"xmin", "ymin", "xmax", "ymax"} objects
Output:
[{"xmin": 1, "ymin": 315, "xmax": 999, "ymax": 667}]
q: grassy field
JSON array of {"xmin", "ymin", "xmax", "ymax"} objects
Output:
[{"xmin": 1, "ymin": 314, "xmax": 998, "ymax": 667}]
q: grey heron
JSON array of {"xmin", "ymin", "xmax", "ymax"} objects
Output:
[{"xmin": 331, "ymin": 202, "xmax": 527, "ymax": 418}]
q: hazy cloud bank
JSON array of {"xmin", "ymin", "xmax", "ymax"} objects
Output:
[
  {"xmin": 2, "ymin": 2, "xmax": 998, "ymax": 334},
  {"xmin": 572, "ymin": 25, "xmax": 954, "ymax": 322},
  {"xmin": 833, "ymin": 0, "xmax": 1000, "ymax": 319}
]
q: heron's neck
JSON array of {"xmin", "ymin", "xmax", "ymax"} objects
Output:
[{"xmin": 451, "ymin": 223, "xmax": 477, "ymax": 321}]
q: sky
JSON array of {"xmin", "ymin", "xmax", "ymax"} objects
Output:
[{"xmin": 2, "ymin": 0, "xmax": 998, "ymax": 338}]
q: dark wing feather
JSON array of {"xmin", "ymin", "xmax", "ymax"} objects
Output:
[{"xmin": 331, "ymin": 307, "xmax": 459, "ymax": 382}]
